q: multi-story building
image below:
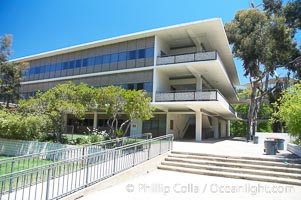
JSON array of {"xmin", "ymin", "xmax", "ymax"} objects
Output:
[{"xmin": 13, "ymin": 18, "xmax": 240, "ymax": 142}]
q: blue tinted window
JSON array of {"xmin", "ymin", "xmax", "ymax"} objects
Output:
[
  {"xmin": 128, "ymin": 50, "xmax": 137, "ymax": 60},
  {"xmin": 55, "ymin": 63, "xmax": 62, "ymax": 71},
  {"xmin": 103, "ymin": 55, "xmax": 110, "ymax": 64},
  {"xmin": 95, "ymin": 56, "xmax": 102, "ymax": 65},
  {"xmin": 69, "ymin": 61, "xmax": 75, "ymax": 69},
  {"xmin": 63, "ymin": 62, "xmax": 69, "ymax": 70},
  {"xmin": 82, "ymin": 58, "xmax": 88, "ymax": 67},
  {"xmin": 34, "ymin": 67, "xmax": 40, "ymax": 74},
  {"xmin": 88, "ymin": 57, "xmax": 94, "ymax": 66},
  {"xmin": 145, "ymin": 47, "xmax": 154, "ymax": 58},
  {"xmin": 40, "ymin": 66, "xmax": 46, "ymax": 73},
  {"xmin": 118, "ymin": 52, "xmax": 127, "ymax": 61},
  {"xmin": 50, "ymin": 64, "xmax": 55, "ymax": 72},
  {"xmin": 75, "ymin": 59, "xmax": 82, "ymax": 68},
  {"xmin": 144, "ymin": 82, "xmax": 153, "ymax": 92},
  {"xmin": 45, "ymin": 65, "xmax": 51, "ymax": 72},
  {"xmin": 29, "ymin": 68, "xmax": 34, "ymax": 75},
  {"xmin": 111, "ymin": 53, "xmax": 118, "ymax": 63},
  {"xmin": 138, "ymin": 49, "xmax": 145, "ymax": 59}
]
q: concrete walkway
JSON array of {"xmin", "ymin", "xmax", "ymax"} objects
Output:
[
  {"xmin": 80, "ymin": 138, "xmax": 301, "ymax": 200},
  {"xmin": 82, "ymin": 170, "xmax": 301, "ymax": 200},
  {"xmin": 173, "ymin": 137, "xmax": 298, "ymax": 159}
]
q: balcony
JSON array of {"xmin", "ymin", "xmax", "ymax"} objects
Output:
[
  {"xmin": 156, "ymin": 51, "xmax": 217, "ymax": 65},
  {"xmin": 155, "ymin": 89, "xmax": 235, "ymax": 114}
]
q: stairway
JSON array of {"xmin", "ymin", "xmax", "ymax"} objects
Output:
[
  {"xmin": 158, "ymin": 151, "xmax": 301, "ymax": 186},
  {"xmin": 183, "ymin": 124, "xmax": 195, "ymax": 139}
]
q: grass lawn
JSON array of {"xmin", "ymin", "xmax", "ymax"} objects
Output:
[{"xmin": 0, "ymin": 155, "xmax": 53, "ymax": 176}]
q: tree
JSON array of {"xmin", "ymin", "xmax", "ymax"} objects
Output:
[
  {"xmin": 97, "ymin": 86, "xmax": 126, "ymax": 137},
  {"xmin": 231, "ymin": 88, "xmax": 273, "ymax": 136},
  {"xmin": 225, "ymin": 8, "xmax": 298, "ymax": 140},
  {"xmin": 121, "ymin": 89, "xmax": 153, "ymax": 136},
  {"xmin": 0, "ymin": 34, "xmax": 27, "ymax": 108},
  {"xmin": 97, "ymin": 86, "xmax": 153, "ymax": 137},
  {"xmin": 19, "ymin": 82, "xmax": 96, "ymax": 141},
  {"xmin": 273, "ymin": 82, "xmax": 301, "ymax": 140}
]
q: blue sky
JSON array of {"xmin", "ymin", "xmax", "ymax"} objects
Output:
[{"xmin": 0, "ymin": 0, "xmax": 299, "ymax": 84}]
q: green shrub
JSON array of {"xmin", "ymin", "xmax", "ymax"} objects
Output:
[
  {"xmin": 0, "ymin": 110, "xmax": 52, "ymax": 140},
  {"xmin": 89, "ymin": 135, "xmax": 103, "ymax": 143},
  {"xmin": 75, "ymin": 137, "xmax": 90, "ymax": 145}
]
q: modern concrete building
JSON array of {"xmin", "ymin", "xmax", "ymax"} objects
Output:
[{"xmin": 13, "ymin": 18, "xmax": 240, "ymax": 142}]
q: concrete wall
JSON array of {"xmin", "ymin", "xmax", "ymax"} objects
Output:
[
  {"xmin": 154, "ymin": 70, "xmax": 170, "ymax": 93},
  {"xmin": 170, "ymin": 46, "xmax": 196, "ymax": 55},
  {"xmin": 167, "ymin": 114, "xmax": 190, "ymax": 139},
  {"xmin": 155, "ymin": 36, "xmax": 170, "ymax": 57},
  {"xmin": 287, "ymin": 143, "xmax": 301, "ymax": 158},
  {"xmin": 0, "ymin": 138, "xmax": 72, "ymax": 157},
  {"xmin": 130, "ymin": 119, "xmax": 143, "ymax": 137},
  {"xmin": 220, "ymin": 120, "xmax": 227, "ymax": 137}
]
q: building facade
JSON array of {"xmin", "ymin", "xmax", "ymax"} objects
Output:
[{"xmin": 13, "ymin": 18, "xmax": 240, "ymax": 141}]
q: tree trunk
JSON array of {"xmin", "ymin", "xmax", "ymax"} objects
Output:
[{"xmin": 247, "ymin": 82, "xmax": 257, "ymax": 141}]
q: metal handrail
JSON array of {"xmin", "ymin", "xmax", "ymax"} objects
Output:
[
  {"xmin": 0, "ymin": 137, "xmax": 132, "ymax": 175},
  {"xmin": 0, "ymin": 134, "xmax": 173, "ymax": 200}
]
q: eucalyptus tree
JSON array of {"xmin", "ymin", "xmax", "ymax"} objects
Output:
[
  {"xmin": 0, "ymin": 34, "xmax": 27, "ymax": 108},
  {"xmin": 225, "ymin": 8, "xmax": 298, "ymax": 140}
]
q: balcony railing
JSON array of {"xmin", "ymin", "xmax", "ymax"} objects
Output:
[
  {"xmin": 155, "ymin": 89, "xmax": 235, "ymax": 114},
  {"xmin": 156, "ymin": 51, "xmax": 217, "ymax": 65}
]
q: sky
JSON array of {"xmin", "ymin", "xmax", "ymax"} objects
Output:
[{"xmin": 0, "ymin": 0, "xmax": 300, "ymax": 85}]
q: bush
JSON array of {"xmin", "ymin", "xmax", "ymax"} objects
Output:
[
  {"xmin": 75, "ymin": 137, "xmax": 90, "ymax": 145},
  {"xmin": 0, "ymin": 110, "xmax": 52, "ymax": 140},
  {"xmin": 89, "ymin": 135, "xmax": 103, "ymax": 143}
]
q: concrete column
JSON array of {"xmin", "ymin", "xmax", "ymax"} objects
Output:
[
  {"xmin": 227, "ymin": 120, "xmax": 231, "ymax": 137},
  {"xmin": 166, "ymin": 112, "xmax": 170, "ymax": 135},
  {"xmin": 196, "ymin": 75, "xmax": 203, "ymax": 91},
  {"xmin": 130, "ymin": 119, "xmax": 143, "ymax": 137},
  {"xmin": 93, "ymin": 112, "xmax": 98, "ymax": 129},
  {"xmin": 195, "ymin": 111, "xmax": 202, "ymax": 142},
  {"xmin": 213, "ymin": 117, "xmax": 219, "ymax": 139}
]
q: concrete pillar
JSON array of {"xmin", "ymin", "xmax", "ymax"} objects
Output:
[
  {"xmin": 166, "ymin": 112, "xmax": 170, "ymax": 135},
  {"xmin": 195, "ymin": 111, "xmax": 202, "ymax": 142},
  {"xmin": 93, "ymin": 112, "xmax": 98, "ymax": 129},
  {"xmin": 130, "ymin": 119, "xmax": 143, "ymax": 137},
  {"xmin": 196, "ymin": 76, "xmax": 203, "ymax": 91},
  {"xmin": 227, "ymin": 120, "xmax": 231, "ymax": 137},
  {"xmin": 213, "ymin": 117, "xmax": 219, "ymax": 139}
]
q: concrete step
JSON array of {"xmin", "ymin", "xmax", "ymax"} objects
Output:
[
  {"xmin": 169, "ymin": 153, "xmax": 301, "ymax": 169},
  {"xmin": 171, "ymin": 151, "xmax": 301, "ymax": 164},
  {"xmin": 161, "ymin": 160, "xmax": 301, "ymax": 180},
  {"xmin": 165, "ymin": 157, "xmax": 301, "ymax": 174},
  {"xmin": 158, "ymin": 164, "xmax": 301, "ymax": 186}
]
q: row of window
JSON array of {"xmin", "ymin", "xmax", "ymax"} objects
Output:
[
  {"xmin": 22, "ymin": 82, "xmax": 153, "ymax": 99},
  {"xmin": 25, "ymin": 47, "xmax": 154, "ymax": 76}
]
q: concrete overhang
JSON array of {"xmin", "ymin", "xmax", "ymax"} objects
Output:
[
  {"xmin": 155, "ymin": 59, "xmax": 238, "ymax": 103},
  {"xmin": 152, "ymin": 101, "xmax": 237, "ymax": 120}
]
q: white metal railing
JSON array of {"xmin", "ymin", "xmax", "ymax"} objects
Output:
[
  {"xmin": 155, "ymin": 89, "xmax": 235, "ymax": 114},
  {"xmin": 157, "ymin": 51, "xmax": 217, "ymax": 65},
  {"xmin": 0, "ymin": 135, "xmax": 173, "ymax": 200}
]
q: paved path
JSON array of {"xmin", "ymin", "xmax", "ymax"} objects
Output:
[
  {"xmin": 82, "ymin": 170, "xmax": 301, "ymax": 200},
  {"xmin": 81, "ymin": 138, "xmax": 301, "ymax": 200},
  {"xmin": 173, "ymin": 138, "xmax": 298, "ymax": 159}
]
